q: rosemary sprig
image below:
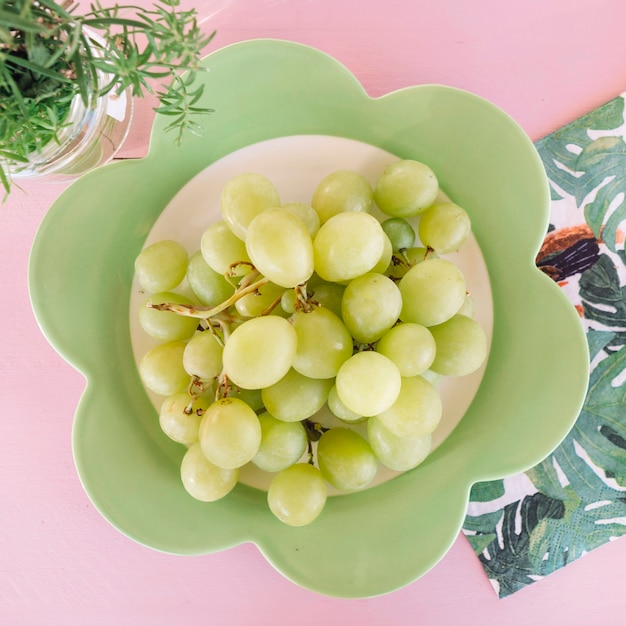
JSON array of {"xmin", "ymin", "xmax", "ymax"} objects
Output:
[{"xmin": 0, "ymin": 0, "xmax": 215, "ymax": 198}]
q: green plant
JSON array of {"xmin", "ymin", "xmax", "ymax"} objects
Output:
[{"xmin": 0, "ymin": 0, "xmax": 215, "ymax": 196}]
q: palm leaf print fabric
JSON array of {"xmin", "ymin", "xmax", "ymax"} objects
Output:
[{"xmin": 462, "ymin": 94, "xmax": 626, "ymax": 598}]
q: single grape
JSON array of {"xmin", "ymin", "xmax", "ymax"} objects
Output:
[
  {"xmin": 252, "ymin": 411, "xmax": 308, "ymax": 472},
  {"xmin": 222, "ymin": 316, "xmax": 297, "ymax": 389},
  {"xmin": 291, "ymin": 307, "xmax": 353, "ymax": 379},
  {"xmin": 138, "ymin": 292, "xmax": 198, "ymax": 342},
  {"xmin": 327, "ymin": 385, "xmax": 365, "ymax": 423},
  {"xmin": 418, "ymin": 202, "xmax": 471, "ymax": 253},
  {"xmin": 374, "ymin": 159, "xmax": 439, "ymax": 217},
  {"xmin": 367, "ymin": 417, "xmax": 432, "ymax": 472},
  {"xmin": 306, "ymin": 282, "xmax": 345, "ymax": 318},
  {"xmin": 381, "ymin": 217, "xmax": 416, "ymax": 251},
  {"xmin": 386, "ymin": 246, "xmax": 432, "ymax": 280},
  {"xmin": 458, "ymin": 293, "xmax": 476, "ymax": 318},
  {"xmin": 317, "ymin": 427, "xmax": 378, "ymax": 491},
  {"xmin": 198, "ymin": 397, "xmax": 262, "ymax": 469},
  {"xmin": 280, "ymin": 288, "xmax": 297, "ymax": 315},
  {"xmin": 399, "ymin": 258, "xmax": 466, "ymax": 327},
  {"xmin": 261, "ymin": 368, "xmax": 333, "ymax": 422},
  {"xmin": 235, "ymin": 280, "xmax": 286, "ymax": 318},
  {"xmin": 428, "ymin": 314, "xmax": 488, "ymax": 376},
  {"xmin": 375, "ymin": 375, "xmax": 442, "ymax": 438},
  {"xmin": 375, "ymin": 322, "xmax": 436, "ymax": 376},
  {"xmin": 139, "ymin": 340, "xmax": 189, "ymax": 396},
  {"xmin": 220, "ymin": 172, "xmax": 281, "ymax": 240},
  {"xmin": 371, "ymin": 232, "xmax": 394, "ymax": 274},
  {"xmin": 224, "ymin": 386, "xmax": 264, "ymax": 412},
  {"xmin": 341, "ymin": 272, "xmax": 402, "ymax": 344},
  {"xmin": 313, "ymin": 212, "xmax": 386, "ymax": 282},
  {"xmin": 335, "ymin": 351, "xmax": 402, "ymax": 417},
  {"xmin": 311, "ymin": 170, "xmax": 373, "ymax": 223},
  {"xmin": 245, "ymin": 207, "xmax": 314, "ymax": 288},
  {"xmin": 180, "ymin": 442, "xmax": 239, "ymax": 502},
  {"xmin": 159, "ymin": 392, "xmax": 208, "ymax": 445},
  {"xmin": 186, "ymin": 251, "xmax": 235, "ymax": 306},
  {"xmin": 201, "ymin": 220, "xmax": 251, "ymax": 275},
  {"xmin": 182, "ymin": 331, "xmax": 223, "ymax": 380},
  {"xmin": 282, "ymin": 201, "xmax": 321, "ymax": 236},
  {"xmin": 267, "ymin": 463, "xmax": 327, "ymax": 527},
  {"xmin": 135, "ymin": 239, "xmax": 188, "ymax": 293}
]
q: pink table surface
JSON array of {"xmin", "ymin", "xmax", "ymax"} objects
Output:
[{"xmin": 3, "ymin": 1, "xmax": 626, "ymax": 623}]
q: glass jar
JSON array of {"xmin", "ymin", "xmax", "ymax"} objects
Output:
[{"xmin": 8, "ymin": 53, "xmax": 134, "ymax": 184}]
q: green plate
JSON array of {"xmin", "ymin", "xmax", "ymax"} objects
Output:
[{"xmin": 28, "ymin": 39, "xmax": 589, "ymax": 598}]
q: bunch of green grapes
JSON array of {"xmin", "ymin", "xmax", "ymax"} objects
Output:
[{"xmin": 134, "ymin": 159, "xmax": 487, "ymax": 527}]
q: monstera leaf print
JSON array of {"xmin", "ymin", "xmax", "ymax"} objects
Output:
[
  {"xmin": 579, "ymin": 254, "xmax": 626, "ymax": 351},
  {"xmin": 577, "ymin": 137, "xmax": 626, "ymax": 251},
  {"xmin": 463, "ymin": 93, "xmax": 626, "ymax": 599},
  {"xmin": 536, "ymin": 96, "xmax": 626, "ymax": 251}
]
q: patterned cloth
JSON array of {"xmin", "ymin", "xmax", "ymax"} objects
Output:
[{"xmin": 462, "ymin": 93, "xmax": 626, "ymax": 598}]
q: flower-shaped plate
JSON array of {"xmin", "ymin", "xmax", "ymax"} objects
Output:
[{"xmin": 29, "ymin": 40, "xmax": 589, "ymax": 598}]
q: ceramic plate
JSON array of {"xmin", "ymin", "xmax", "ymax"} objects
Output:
[{"xmin": 29, "ymin": 40, "xmax": 589, "ymax": 598}]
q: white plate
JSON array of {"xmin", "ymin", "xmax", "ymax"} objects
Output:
[{"xmin": 129, "ymin": 134, "xmax": 493, "ymax": 491}]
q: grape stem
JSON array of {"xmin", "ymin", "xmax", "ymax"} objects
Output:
[
  {"xmin": 215, "ymin": 371, "xmax": 232, "ymax": 401},
  {"xmin": 148, "ymin": 275, "xmax": 270, "ymax": 319},
  {"xmin": 185, "ymin": 375, "xmax": 209, "ymax": 413},
  {"xmin": 294, "ymin": 283, "xmax": 315, "ymax": 313}
]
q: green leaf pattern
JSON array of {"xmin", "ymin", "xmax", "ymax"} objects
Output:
[{"xmin": 462, "ymin": 93, "xmax": 626, "ymax": 598}]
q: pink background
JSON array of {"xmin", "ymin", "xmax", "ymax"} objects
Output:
[{"xmin": 3, "ymin": 0, "xmax": 626, "ymax": 623}]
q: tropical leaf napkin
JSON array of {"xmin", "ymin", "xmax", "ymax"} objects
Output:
[{"xmin": 462, "ymin": 93, "xmax": 626, "ymax": 598}]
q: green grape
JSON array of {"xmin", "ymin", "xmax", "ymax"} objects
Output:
[
  {"xmin": 282, "ymin": 201, "xmax": 321, "ymax": 236},
  {"xmin": 180, "ymin": 442, "xmax": 239, "ymax": 502},
  {"xmin": 225, "ymin": 386, "xmax": 264, "ymax": 412},
  {"xmin": 222, "ymin": 316, "xmax": 297, "ymax": 389},
  {"xmin": 375, "ymin": 322, "xmax": 436, "ymax": 376},
  {"xmin": 458, "ymin": 293, "xmax": 476, "ymax": 318},
  {"xmin": 245, "ymin": 207, "xmax": 314, "ymax": 288},
  {"xmin": 261, "ymin": 368, "xmax": 333, "ymax": 422},
  {"xmin": 371, "ymin": 232, "xmax": 394, "ymax": 274},
  {"xmin": 307, "ymin": 282, "xmax": 345, "ymax": 318},
  {"xmin": 399, "ymin": 258, "xmax": 466, "ymax": 327},
  {"xmin": 198, "ymin": 397, "xmax": 262, "ymax": 469},
  {"xmin": 159, "ymin": 392, "xmax": 208, "ymax": 445},
  {"xmin": 267, "ymin": 463, "xmax": 327, "ymax": 527},
  {"xmin": 418, "ymin": 202, "xmax": 471, "ymax": 253},
  {"xmin": 386, "ymin": 246, "xmax": 432, "ymax": 280},
  {"xmin": 327, "ymin": 385, "xmax": 365, "ymax": 423},
  {"xmin": 381, "ymin": 217, "xmax": 416, "ymax": 251},
  {"xmin": 291, "ymin": 307, "xmax": 353, "ymax": 379},
  {"xmin": 311, "ymin": 169, "xmax": 374, "ymax": 224},
  {"xmin": 220, "ymin": 172, "xmax": 281, "ymax": 240},
  {"xmin": 335, "ymin": 351, "xmax": 401, "ymax": 417},
  {"xmin": 182, "ymin": 331, "xmax": 223, "ymax": 380},
  {"xmin": 375, "ymin": 375, "xmax": 442, "ymax": 438},
  {"xmin": 139, "ymin": 340, "xmax": 189, "ymax": 397},
  {"xmin": 186, "ymin": 251, "xmax": 235, "ymax": 306},
  {"xmin": 235, "ymin": 280, "xmax": 286, "ymax": 317},
  {"xmin": 280, "ymin": 288, "xmax": 297, "ymax": 315},
  {"xmin": 135, "ymin": 239, "xmax": 188, "ymax": 293},
  {"xmin": 200, "ymin": 220, "xmax": 251, "ymax": 275},
  {"xmin": 341, "ymin": 273, "xmax": 402, "ymax": 344},
  {"xmin": 367, "ymin": 417, "xmax": 432, "ymax": 472},
  {"xmin": 429, "ymin": 314, "xmax": 488, "ymax": 377},
  {"xmin": 313, "ymin": 212, "xmax": 386, "ymax": 282},
  {"xmin": 373, "ymin": 159, "xmax": 439, "ymax": 217},
  {"xmin": 138, "ymin": 292, "xmax": 198, "ymax": 342},
  {"xmin": 317, "ymin": 427, "xmax": 378, "ymax": 491},
  {"xmin": 252, "ymin": 412, "xmax": 308, "ymax": 472}
]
